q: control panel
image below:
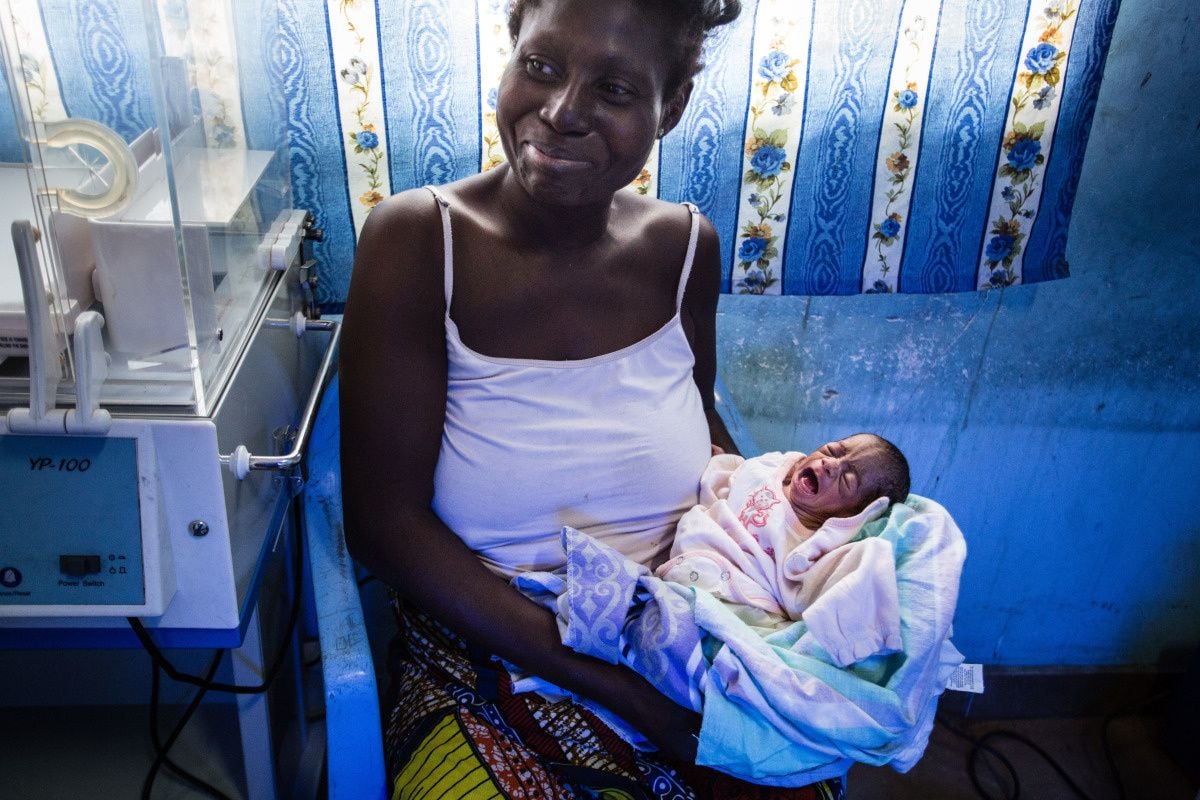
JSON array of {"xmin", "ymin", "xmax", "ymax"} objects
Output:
[{"xmin": 0, "ymin": 431, "xmax": 174, "ymax": 616}]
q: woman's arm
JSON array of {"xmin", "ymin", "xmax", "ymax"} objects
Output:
[
  {"xmin": 681, "ymin": 213, "xmax": 738, "ymax": 456},
  {"xmin": 339, "ymin": 190, "xmax": 700, "ymax": 760}
]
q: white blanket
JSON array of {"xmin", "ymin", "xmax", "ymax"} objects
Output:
[{"xmin": 515, "ymin": 494, "xmax": 967, "ymax": 785}]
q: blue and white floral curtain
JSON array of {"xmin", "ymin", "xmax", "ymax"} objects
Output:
[{"xmin": 1, "ymin": 0, "xmax": 1119, "ymax": 300}]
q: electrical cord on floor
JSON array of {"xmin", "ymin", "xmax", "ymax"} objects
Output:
[
  {"xmin": 938, "ymin": 687, "xmax": 1173, "ymax": 800},
  {"xmin": 302, "ymin": 635, "xmax": 323, "ymax": 669},
  {"xmin": 148, "ymin": 660, "xmax": 234, "ymax": 800},
  {"xmin": 936, "ymin": 714, "xmax": 1098, "ymax": 800},
  {"xmin": 936, "ymin": 715, "xmax": 1024, "ymax": 800},
  {"xmin": 142, "ymin": 649, "xmax": 225, "ymax": 800}
]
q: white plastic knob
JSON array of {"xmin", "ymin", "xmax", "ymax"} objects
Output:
[{"xmin": 230, "ymin": 445, "xmax": 251, "ymax": 481}]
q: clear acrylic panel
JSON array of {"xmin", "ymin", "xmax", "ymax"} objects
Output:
[{"xmin": 0, "ymin": 0, "xmax": 291, "ymax": 414}]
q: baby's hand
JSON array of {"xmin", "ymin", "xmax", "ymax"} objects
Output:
[{"xmin": 711, "ymin": 444, "xmax": 725, "ymax": 456}]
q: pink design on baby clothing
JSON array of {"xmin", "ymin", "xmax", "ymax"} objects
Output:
[{"xmin": 739, "ymin": 487, "xmax": 781, "ymax": 529}]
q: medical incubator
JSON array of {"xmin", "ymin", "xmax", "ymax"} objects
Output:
[{"xmin": 0, "ymin": 0, "xmax": 334, "ymax": 639}]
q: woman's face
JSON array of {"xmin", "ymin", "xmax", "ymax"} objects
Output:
[{"xmin": 497, "ymin": 0, "xmax": 685, "ymax": 206}]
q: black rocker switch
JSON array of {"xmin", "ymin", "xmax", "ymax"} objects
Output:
[{"xmin": 59, "ymin": 555, "xmax": 102, "ymax": 577}]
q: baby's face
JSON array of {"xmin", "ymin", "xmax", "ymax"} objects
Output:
[{"xmin": 783, "ymin": 434, "xmax": 885, "ymax": 529}]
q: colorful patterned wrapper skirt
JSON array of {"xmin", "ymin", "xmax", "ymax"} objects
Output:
[{"xmin": 384, "ymin": 599, "xmax": 845, "ymax": 800}]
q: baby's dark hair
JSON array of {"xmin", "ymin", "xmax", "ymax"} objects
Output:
[
  {"xmin": 507, "ymin": 0, "xmax": 742, "ymax": 98},
  {"xmin": 860, "ymin": 433, "xmax": 910, "ymax": 506}
]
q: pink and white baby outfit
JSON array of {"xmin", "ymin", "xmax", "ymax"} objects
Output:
[{"xmin": 656, "ymin": 452, "xmax": 904, "ymax": 667}]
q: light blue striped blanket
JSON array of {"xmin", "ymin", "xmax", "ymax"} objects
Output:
[{"xmin": 514, "ymin": 495, "xmax": 966, "ymax": 786}]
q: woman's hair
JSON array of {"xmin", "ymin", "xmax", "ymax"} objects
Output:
[
  {"xmin": 861, "ymin": 433, "xmax": 911, "ymax": 506},
  {"xmin": 507, "ymin": 0, "xmax": 742, "ymax": 97}
]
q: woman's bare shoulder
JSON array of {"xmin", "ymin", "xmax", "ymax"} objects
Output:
[
  {"xmin": 360, "ymin": 187, "xmax": 439, "ymax": 245},
  {"xmin": 613, "ymin": 191, "xmax": 719, "ymax": 267},
  {"xmin": 342, "ymin": 187, "xmax": 450, "ymax": 386},
  {"xmin": 616, "ymin": 189, "xmax": 684, "ymax": 223},
  {"xmin": 353, "ymin": 184, "xmax": 467, "ymax": 293},
  {"xmin": 343, "ymin": 189, "xmax": 448, "ymax": 334},
  {"xmin": 615, "ymin": 191, "xmax": 714, "ymax": 240}
]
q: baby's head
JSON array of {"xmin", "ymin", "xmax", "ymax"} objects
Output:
[{"xmin": 783, "ymin": 433, "xmax": 910, "ymax": 529}]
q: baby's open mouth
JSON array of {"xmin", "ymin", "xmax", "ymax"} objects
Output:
[{"xmin": 797, "ymin": 466, "xmax": 819, "ymax": 494}]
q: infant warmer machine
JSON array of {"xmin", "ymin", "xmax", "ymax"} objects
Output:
[{"xmin": 0, "ymin": 1, "xmax": 335, "ymax": 795}]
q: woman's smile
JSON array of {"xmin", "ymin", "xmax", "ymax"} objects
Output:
[{"xmin": 523, "ymin": 140, "xmax": 593, "ymax": 171}]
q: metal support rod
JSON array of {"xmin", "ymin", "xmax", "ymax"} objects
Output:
[{"xmin": 218, "ymin": 319, "xmax": 340, "ymax": 474}]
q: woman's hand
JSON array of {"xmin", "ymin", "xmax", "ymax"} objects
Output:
[
  {"xmin": 587, "ymin": 660, "xmax": 700, "ymax": 762},
  {"xmin": 635, "ymin": 692, "xmax": 702, "ymax": 763}
]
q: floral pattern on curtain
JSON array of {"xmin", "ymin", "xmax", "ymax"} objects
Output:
[{"xmin": 1, "ymin": 0, "xmax": 1119, "ymax": 300}]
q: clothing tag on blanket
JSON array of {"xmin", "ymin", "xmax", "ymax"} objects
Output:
[{"xmin": 947, "ymin": 663, "xmax": 985, "ymax": 694}]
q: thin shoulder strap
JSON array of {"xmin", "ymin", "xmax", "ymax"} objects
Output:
[
  {"xmin": 424, "ymin": 185, "xmax": 454, "ymax": 311},
  {"xmin": 676, "ymin": 202, "xmax": 701, "ymax": 311}
]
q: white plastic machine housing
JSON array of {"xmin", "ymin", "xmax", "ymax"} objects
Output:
[
  {"xmin": 0, "ymin": 265, "xmax": 325, "ymax": 633},
  {"xmin": 0, "ymin": 0, "xmax": 326, "ymax": 635}
]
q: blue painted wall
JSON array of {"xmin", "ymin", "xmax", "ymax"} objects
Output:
[{"xmin": 716, "ymin": 0, "xmax": 1200, "ymax": 666}]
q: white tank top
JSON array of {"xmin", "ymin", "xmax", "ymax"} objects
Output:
[{"xmin": 427, "ymin": 187, "xmax": 712, "ymax": 578}]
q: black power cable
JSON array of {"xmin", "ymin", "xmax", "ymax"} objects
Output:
[
  {"xmin": 938, "ymin": 711, "xmax": 1153, "ymax": 800},
  {"xmin": 142, "ymin": 649, "xmax": 224, "ymax": 800},
  {"xmin": 149, "ymin": 661, "xmax": 234, "ymax": 799},
  {"xmin": 130, "ymin": 504, "xmax": 307, "ymax": 797},
  {"xmin": 938, "ymin": 715, "xmax": 1026, "ymax": 800},
  {"xmin": 126, "ymin": 510, "xmax": 305, "ymax": 694}
]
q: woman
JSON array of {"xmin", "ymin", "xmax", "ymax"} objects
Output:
[{"xmin": 340, "ymin": 1, "xmax": 843, "ymax": 797}]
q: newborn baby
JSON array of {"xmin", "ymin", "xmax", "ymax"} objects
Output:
[{"xmin": 656, "ymin": 433, "xmax": 910, "ymax": 665}]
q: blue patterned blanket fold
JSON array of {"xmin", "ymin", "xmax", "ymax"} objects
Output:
[{"xmin": 513, "ymin": 495, "xmax": 967, "ymax": 786}]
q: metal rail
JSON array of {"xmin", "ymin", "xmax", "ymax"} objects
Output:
[{"xmin": 219, "ymin": 318, "xmax": 340, "ymax": 479}]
